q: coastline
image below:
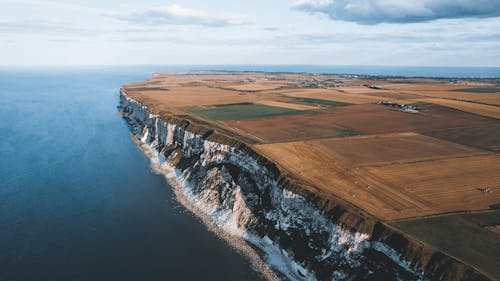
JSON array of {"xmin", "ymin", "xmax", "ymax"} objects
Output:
[
  {"xmin": 118, "ymin": 89, "xmax": 491, "ymax": 281},
  {"xmin": 131, "ymin": 136, "xmax": 281, "ymax": 281}
]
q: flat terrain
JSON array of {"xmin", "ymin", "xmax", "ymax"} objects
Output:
[
  {"xmin": 310, "ymin": 103, "xmax": 495, "ymax": 135},
  {"xmin": 366, "ymin": 155, "xmax": 500, "ymax": 216},
  {"xmin": 187, "ymin": 103, "xmax": 312, "ymax": 121},
  {"xmin": 425, "ymin": 125, "xmax": 500, "ymax": 152},
  {"xmin": 453, "ymin": 87, "xmax": 500, "ymax": 93},
  {"xmin": 304, "ymin": 132, "xmax": 485, "ymax": 167},
  {"xmin": 415, "ymin": 98, "xmax": 500, "ymax": 119},
  {"xmin": 391, "ymin": 210, "xmax": 500, "ymax": 280},
  {"xmin": 283, "ymin": 89, "xmax": 389, "ymax": 104},
  {"xmin": 254, "ymin": 140, "xmax": 435, "ymax": 220},
  {"xmin": 222, "ymin": 112, "xmax": 360, "ymax": 143},
  {"xmin": 122, "ymin": 72, "xmax": 500, "ymax": 278}
]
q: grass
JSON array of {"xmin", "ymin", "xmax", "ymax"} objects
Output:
[
  {"xmin": 293, "ymin": 97, "xmax": 352, "ymax": 107},
  {"xmin": 391, "ymin": 210, "xmax": 500, "ymax": 279},
  {"xmin": 336, "ymin": 128, "xmax": 361, "ymax": 137},
  {"xmin": 453, "ymin": 88, "xmax": 500, "ymax": 93},
  {"xmin": 188, "ymin": 103, "xmax": 313, "ymax": 121}
]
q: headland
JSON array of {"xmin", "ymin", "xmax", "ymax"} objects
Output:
[{"xmin": 119, "ymin": 72, "xmax": 500, "ymax": 281}]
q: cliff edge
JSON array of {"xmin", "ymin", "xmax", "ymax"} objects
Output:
[{"xmin": 118, "ymin": 89, "xmax": 490, "ymax": 281}]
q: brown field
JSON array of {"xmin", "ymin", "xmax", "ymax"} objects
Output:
[
  {"xmin": 425, "ymin": 125, "xmax": 500, "ymax": 152},
  {"xmin": 255, "ymin": 138, "xmax": 498, "ymax": 220},
  {"xmin": 254, "ymin": 140, "xmax": 435, "ymax": 220},
  {"xmin": 373, "ymin": 82, "xmax": 500, "ymax": 105},
  {"xmin": 307, "ymin": 132, "xmax": 486, "ymax": 167},
  {"xmin": 256, "ymin": 100, "xmax": 320, "ymax": 110},
  {"xmin": 318, "ymin": 103, "xmax": 497, "ymax": 135},
  {"xmin": 362, "ymin": 91, "xmax": 423, "ymax": 100},
  {"xmin": 222, "ymin": 113, "xmax": 355, "ymax": 143},
  {"xmin": 407, "ymin": 91, "xmax": 500, "ymax": 106},
  {"xmin": 124, "ymin": 73, "xmax": 500, "ymax": 276},
  {"xmin": 125, "ymin": 86, "xmax": 258, "ymax": 113},
  {"xmin": 217, "ymin": 82, "xmax": 289, "ymax": 91},
  {"xmin": 378, "ymin": 83, "xmax": 496, "ymax": 92},
  {"xmin": 283, "ymin": 89, "xmax": 390, "ymax": 104},
  {"xmin": 333, "ymin": 86, "xmax": 422, "ymax": 100},
  {"xmin": 414, "ymin": 98, "xmax": 500, "ymax": 119},
  {"xmin": 124, "ymin": 73, "xmax": 500, "ymax": 221},
  {"xmin": 123, "ymin": 85, "xmax": 298, "ymax": 116},
  {"xmin": 366, "ymin": 155, "xmax": 500, "ymax": 216}
]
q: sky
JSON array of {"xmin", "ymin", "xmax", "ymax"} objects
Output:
[{"xmin": 1, "ymin": 0, "xmax": 499, "ymax": 66}]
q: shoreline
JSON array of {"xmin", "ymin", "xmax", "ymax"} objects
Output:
[
  {"xmin": 119, "ymin": 66, "xmax": 497, "ymax": 280},
  {"xmin": 118, "ymin": 90, "xmax": 491, "ymax": 280},
  {"xmin": 131, "ymin": 135, "xmax": 281, "ymax": 281}
]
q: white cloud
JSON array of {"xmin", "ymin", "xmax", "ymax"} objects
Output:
[
  {"xmin": 292, "ymin": 0, "xmax": 500, "ymax": 24},
  {"xmin": 111, "ymin": 5, "xmax": 252, "ymax": 27}
]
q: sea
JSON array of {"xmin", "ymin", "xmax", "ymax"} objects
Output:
[
  {"xmin": 0, "ymin": 65, "xmax": 498, "ymax": 281},
  {"xmin": 0, "ymin": 67, "xmax": 265, "ymax": 281}
]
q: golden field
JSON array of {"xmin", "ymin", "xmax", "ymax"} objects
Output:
[{"xmin": 123, "ymin": 72, "xmax": 499, "ymax": 221}]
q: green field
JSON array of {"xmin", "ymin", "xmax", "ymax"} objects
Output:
[
  {"xmin": 293, "ymin": 97, "xmax": 352, "ymax": 106},
  {"xmin": 336, "ymin": 128, "xmax": 361, "ymax": 137},
  {"xmin": 453, "ymin": 88, "xmax": 500, "ymax": 93},
  {"xmin": 188, "ymin": 103, "xmax": 313, "ymax": 120},
  {"xmin": 391, "ymin": 210, "xmax": 500, "ymax": 279}
]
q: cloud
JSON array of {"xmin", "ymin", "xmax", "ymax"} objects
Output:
[
  {"xmin": 0, "ymin": 19, "xmax": 85, "ymax": 34},
  {"xmin": 292, "ymin": 0, "xmax": 500, "ymax": 24},
  {"xmin": 111, "ymin": 5, "xmax": 252, "ymax": 27}
]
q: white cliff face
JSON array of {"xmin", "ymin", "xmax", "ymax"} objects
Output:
[{"xmin": 119, "ymin": 91, "xmax": 424, "ymax": 281}]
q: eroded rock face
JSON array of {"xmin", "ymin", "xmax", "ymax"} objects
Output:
[{"xmin": 118, "ymin": 91, "xmax": 485, "ymax": 281}]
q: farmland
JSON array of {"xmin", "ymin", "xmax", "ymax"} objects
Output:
[
  {"xmin": 122, "ymin": 72, "xmax": 500, "ymax": 279},
  {"xmin": 379, "ymin": 83, "xmax": 500, "ymax": 107},
  {"xmin": 425, "ymin": 125, "xmax": 500, "ymax": 152},
  {"xmin": 187, "ymin": 103, "xmax": 313, "ymax": 121},
  {"xmin": 283, "ymin": 89, "xmax": 389, "ymax": 104},
  {"xmin": 414, "ymin": 98, "xmax": 500, "ymax": 119},
  {"xmin": 291, "ymin": 97, "xmax": 352, "ymax": 107},
  {"xmin": 254, "ymin": 139, "xmax": 437, "ymax": 220},
  {"xmin": 305, "ymin": 132, "xmax": 485, "ymax": 167},
  {"xmin": 313, "ymin": 103, "xmax": 496, "ymax": 135},
  {"xmin": 222, "ymin": 112, "xmax": 362, "ymax": 143},
  {"xmin": 391, "ymin": 210, "xmax": 500, "ymax": 280},
  {"xmin": 365, "ymin": 155, "xmax": 500, "ymax": 215},
  {"xmin": 453, "ymin": 87, "xmax": 500, "ymax": 93},
  {"xmin": 254, "ymin": 140, "xmax": 499, "ymax": 220},
  {"xmin": 255, "ymin": 100, "xmax": 320, "ymax": 110}
]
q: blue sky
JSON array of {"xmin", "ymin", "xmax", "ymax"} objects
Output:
[{"xmin": 1, "ymin": 0, "xmax": 499, "ymax": 66}]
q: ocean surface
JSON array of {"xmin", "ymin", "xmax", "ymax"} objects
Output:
[
  {"xmin": 0, "ymin": 67, "xmax": 265, "ymax": 281},
  {"xmin": 5, "ymin": 65, "xmax": 500, "ymax": 78},
  {"xmin": 185, "ymin": 65, "xmax": 500, "ymax": 78}
]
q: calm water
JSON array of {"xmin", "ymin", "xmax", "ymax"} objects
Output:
[
  {"xmin": 188, "ymin": 65, "xmax": 500, "ymax": 78},
  {"xmin": 0, "ymin": 67, "xmax": 264, "ymax": 281}
]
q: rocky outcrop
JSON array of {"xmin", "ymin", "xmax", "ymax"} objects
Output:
[{"xmin": 118, "ymin": 90, "xmax": 489, "ymax": 281}]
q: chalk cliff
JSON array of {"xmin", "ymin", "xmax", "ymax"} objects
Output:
[{"xmin": 119, "ymin": 90, "xmax": 488, "ymax": 281}]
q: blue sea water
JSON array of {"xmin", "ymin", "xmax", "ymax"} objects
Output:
[
  {"xmin": 184, "ymin": 65, "xmax": 500, "ymax": 78},
  {"xmin": 63, "ymin": 64, "xmax": 500, "ymax": 78},
  {"xmin": 0, "ymin": 67, "xmax": 264, "ymax": 281}
]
